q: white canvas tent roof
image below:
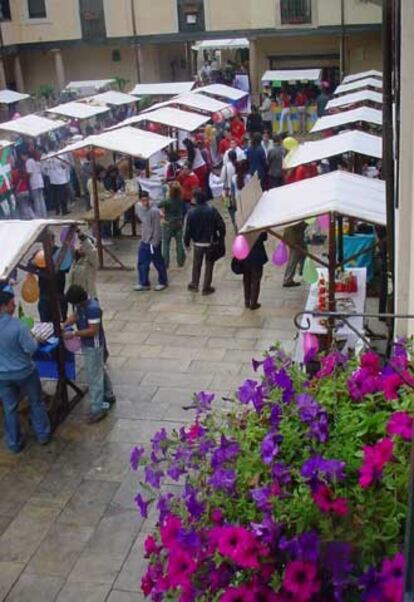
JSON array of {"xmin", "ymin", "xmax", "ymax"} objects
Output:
[
  {"xmin": 285, "ymin": 130, "xmax": 382, "ymax": 169},
  {"xmin": 326, "ymin": 90, "xmax": 383, "ymax": 111},
  {"xmin": 342, "ymin": 70, "xmax": 383, "ymax": 84},
  {"xmin": 110, "ymin": 107, "xmax": 210, "ymax": 132},
  {"xmin": 334, "ymin": 78, "xmax": 383, "ymax": 96},
  {"xmin": 311, "ymin": 107, "xmax": 383, "ymax": 133},
  {"xmin": 46, "ymin": 101, "xmax": 110, "ymax": 120},
  {"xmin": 192, "ymin": 38, "xmax": 249, "ymax": 51},
  {"xmin": 0, "ymin": 219, "xmax": 81, "ymax": 279},
  {"xmin": 239, "ymin": 171, "xmax": 386, "ymax": 235},
  {"xmin": 194, "ymin": 83, "xmax": 248, "ymax": 101},
  {"xmin": 65, "ymin": 80, "xmax": 115, "ymax": 94},
  {"xmin": 0, "ymin": 90, "xmax": 30, "ymax": 105},
  {"xmin": 158, "ymin": 92, "xmax": 229, "ymax": 113},
  {"xmin": 45, "ymin": 126, "xmax": 175, "ymax": 161},
  {"xmin": 130, "ymin": 82, "xmax": 194, "ymax": 97},
  {"xmin": 262, "ymin": 69, "xmax": 322, "ymax": 83},
  {"xmin": 89, "ymin": 91, "xmax": 139, "ymax": 106},
  {"xmin": 0, "ymin": 114, "xmax": 67, "ymax": 137}
]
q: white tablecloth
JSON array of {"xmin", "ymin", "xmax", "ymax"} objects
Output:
[{"xmin": 295, "ymin": 267, "xmax": 367, "ymax": 362}]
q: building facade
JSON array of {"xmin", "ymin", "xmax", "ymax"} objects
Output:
[{"xmin": 0, "ymin": 0, "xmax": 381, "ymax": 96}]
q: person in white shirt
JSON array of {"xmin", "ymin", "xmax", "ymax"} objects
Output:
[
  {"xmin": 223, "ymin": 139, "xmax": 246, "ymax": 165},
  {"xmin": 259, "ymin": 92, "xmax": 273, "ymax": 133},
  {"xmin": 220, "ymin": 150, "xmax": 237, "ymax": 232},
  {"xmin": 261, "ymin": 130, "xmax": 274, "ymax": 158},
  {"xmin": 45, "ymin": 152, "xmax": 71, "ymax": 216},
  {"xmin": 21, "ymin": 149, "xmax": 47, "ymax": 219}
]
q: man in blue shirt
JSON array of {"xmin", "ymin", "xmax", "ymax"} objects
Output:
[
  {"xmin": 64, "ymin": 285, "xmax": 115, "ymax": 424},
  {"xmin": 0, "ymin": 281, "xmax": 51, "ymax": 453}
]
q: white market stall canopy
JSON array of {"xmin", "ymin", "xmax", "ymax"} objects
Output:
[
  {"xmin": 262, "ymin": 69, "xmax": 322, "ymax": 84},
  {"xmin": 194, "ymin": 83, "xmax": 248, "ymax": 101},
  {"xmin": 311, "ymin": 107, "xmax": 383, "ymax": 134},
  {"xmin": 46, "ymin": 126, "xmax": 175, "ymax": 161},
  {"xmin": 112, "ymin": 107, "xmax": 210, "ymax": 132},
  {"xmin": 192, "ymin": 38, "xmax": 249, "ymax": 51},
  {"xmin": 285, "ymin": 130, "xmax": 382, "ymax": 169},
  {"xmin": 89, "ymin": 91, "xmax": 140, "ymax": 106},
  {"xmin": 0, "ymin": 89, "xmax": 30, "ymax": 105},
  {"xmin": 158, "ymin": 92, "xmax": 230, "ymax": 114},
  {"xmin": 239, "ymin": 171, "xmax": 386, "ymax": 235},
  {"xmin": 130, "ymin": 82, "xmax": 194, "ymax": 97},
  {"xmin": 326, "ymin": 90, "xmax": 383, "ymax": 111},
  {"xmin": 0, "ymin": 114, "xmax": 67, "ymax": 137},
  {"xmin": 342, "ymin": 70, "xmax": 383, "ymax": 84},
  {"xmin": 65, "ymin": 80, "xmax": 116, "ymax": 95},
  {"xmin": 334, "ymin": 78, "xmax": 383, "ymax": 96},
  {"xmin": 0, "ymin": 219, "xmax": 80, "ymax": 279},
  {"xmin": 46, "ymin": 101, "xmax": 110, "ymax": 120}
]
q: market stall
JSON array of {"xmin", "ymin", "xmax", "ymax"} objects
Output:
[
  {"xmin": 326, "ymin": 90, "xmax": 383, "ymax": 112},
  {"xmin": 0, "ymin": 219, "xmax": 85, "ymax": 426},
  {"xmin": 109, "ymin": 106, "xmax": 210, "ymax": 133},
  {"xmin": 46, "ymin": 101, "xmax": 110, "ymax": 122},
  {"xmin": 0, "ymin": 113, "xmax": 67, "ymax": 138},
  {"xmin": 310, "ymin": 106, "xmax": 383, "ymax": 134},
  {"xmin": 194, "ymin": 83, "xmax": 249, "ymax": 112},
  {"xmin": 130, "ymin": 82, "xmax": 194, "ymax": 98},
  {"xmin": 261, "ymin": 69, "xmax": 322, "ymax": 86},
  {"xmin": 64, "ymin": 79, "xmax": 116, "ymax": 97},
  {"xmin": 45, "ymin": 126, "xmax": 175, "ymax": 269},
  {"xmin": 334, "ymin": 77, "xmax": 383, "ymax": 96},
  {"xmin": 145, "ymin": 92, "xmax": 233, "ymax": 121},
  {"xmin": 342, "ymin": 69, "xmax": 383, "ymax": 84},
  {"xmin": 89, "ymin": 90, "xmax": 140, "ymax": 107},
  {"xmin": 238, "ymin": 171, "xmax": 386, "ymax": 350},
  {"xmin": 0, "ymin": 89, "xmax": 31, "ymax": 119}
]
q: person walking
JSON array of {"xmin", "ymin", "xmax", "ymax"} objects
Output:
[
  {"xmin": 134, "ymin": 191, "xmax": 168, "ymax": 291},
  {"xmin": 267, "ymin": 135, "xmax": 285, "ymax": 188},
  {"xmin": 184, "ymin": 189, "xmax": 226, "ymax": 295},
  {"xmin": 46, "ymin": 153, "xmax": 70, "ymax": 216},
  {"xmin": 231, "ymin": 159, "xmax": 251, "ymax": 232},
  {"xmin": 69, "ymin": 230, "xmax": 98, "ymax": 297},
  {"xmin": 295, "ymin": 89, "xmax": 308, "ymax": 134},
  {"xmin": 283, "ymin": 222, "xmax": 307, "ymax": 287},
  {"xmin": 246, "ymin": 105, "xmax": 263, "ymax": 137},
  {"xmin": 159, "ymin": 181, "xmax": 186, "ymax": 269},
  {"xmin": 220, "ymin": 150, "xmax": 237, "ymax": 232},
  {"xmin": 259, "ymin": 92, "xmax": 273, "ymax": 133},
  {"xmin": 278, "ymin": 90, "xmax": 293, "ymax": 136},
  {"xmin": 0, "ymin": 281, "xmax": 51, "ymax": 453},
  {"xmin": 238, "ymin": 232, "xmax": 268, "ymax": 310},
  {"xmin": 22, "ymin": 148, "xmax": 47, "ymax": 218},
  {"xmin": 11, "ymin": 157, "xmax": 35, "ymax": 219},
  {"xmin": 64, "ymin": 285, "xmax": 115, "ymax": 424},
  {"xmin": 246, "ymin": 133, "xmax": 268, "ymax": 190}
]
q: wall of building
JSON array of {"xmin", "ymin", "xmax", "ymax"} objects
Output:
[{"xmin": 316, "ymin": 0, "xmax": 381, "ymax": 26}]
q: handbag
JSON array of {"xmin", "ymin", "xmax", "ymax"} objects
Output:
[
  {"xmin": 207, "ymin": 237, "xmax": 226, "ymax": 262},
  {"xmin": 231, "ymin": 257, "xmax": 244, "ymax": 275}
]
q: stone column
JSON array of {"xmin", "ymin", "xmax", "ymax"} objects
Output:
[
  {"xmin": 51, "ymin": 49, "xmax": 66, "ymax": 91},
  {"xmin": 13, "ymin": 54, "xmax": 24, "ymax": 92},
  {"xmin": 0, "ymin": 56, "xmax": 7, "ymax": 90},
  {"xmin": 249, "ymin": 38, "xmax": 259, "ymax": 102}
]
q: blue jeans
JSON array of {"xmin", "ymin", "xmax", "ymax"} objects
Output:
[
  {"xmin": 83, "ymin": 347, "xmax": 114, "ymax": 415},
  {"xmin": 0, "ymin": 369, "xmax": 50, "ymax": 452},
  {"xmin": 137, "ymin": 242, "xmax": 168, "ymax": 287}
]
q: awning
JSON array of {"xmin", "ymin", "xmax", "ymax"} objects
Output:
[
  {"xmin": 0, "ymin": 219, "xmax": 81, "ymax": 280},
  {"xmin": 342, "ymin": 70, "xmax": 383, "ymax": 84},
  {"xmin": 156, "ymin": 92, "xmax": 230, "ymax": 114},
  {"xmin": 262, "ymin": 69, "xmax": 322, "ymax": 83},
  {"xmin": 43, "ymin": 126, "xmax": 175, "ymax": 161},
  {"xmin": 65, "ymin": 80, "xmax": 116, "ymax": 94},
  {"xmin": 130, "ymin": 82, "xmax": 195, "ymax": 97},
  {"xmin": 192, "ymin": 38, "xmax": 249, "ymax": 51},
  {"xmin": 285, "ymin": 131, "xmax": 382, "ymax": 169},
  {"xmin": 311, "ymin": 107, "xmax": 383, "ymax": 134},
  {"xmin": 326, "ymin": 90, "xmax": 383, "ymax": 111},
  {"xmin": 0, "ymin": 90, "xmax": 30, "ymax": 105},
  {"xmin": 334, "ymin": 77, "xmax": 383, "ymax": 96},
  {"xmin": 0, "ymin": 114, "xmax": 67, "ymax": 137},
  {"xmin": 89, "ymin": 91, "xmax": 140, "ymax": 106},
  {"xmin": 46, "ymin": 101, "xmax": 110, "ymax": 120},
  {"xmin": 110, "ymin": 107, "xmax": 210, "ymax": 133},
  {"xmin": 194, "ymin": 83, "xmax": 248, "ymax": 101},
  {"xmin": 239, "ymin": 171, "xmax": 386, "ymax": 234}
]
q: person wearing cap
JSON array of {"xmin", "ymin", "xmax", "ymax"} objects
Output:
[
  {"xmin": 0, "ymin": 282, "xmax": 51, "ymax": 453},
  {"xmin": 134, "ymin": 191, "xmax": 168, "ymax": 292}
]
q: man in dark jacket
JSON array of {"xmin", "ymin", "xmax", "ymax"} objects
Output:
[
  {"xmin": 240, "ymin": 232, "xmax": 268, "ymax": 310},
  {"xmin": 184, "ymin": 189, "xmax": 226, "ymax": 295}
]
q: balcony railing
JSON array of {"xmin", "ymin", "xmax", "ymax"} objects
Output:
[{"xmin": 281, "ymin": 0, "xmax": 312, "ymax": 25}]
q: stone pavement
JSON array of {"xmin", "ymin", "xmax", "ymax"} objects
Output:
[{"xmin": 0, "ymin": 208, "xmax": 307, "ymax": 601}]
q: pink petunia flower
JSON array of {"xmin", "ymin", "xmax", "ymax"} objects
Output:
[
  {"xmin": 359, "ymin": 438, "xmax": 394, "ymax": 488},
  {"xmin": 220, "ymin": 585, "xmax": 252, "ymax": 602},
  {"xmin": 144, "ymin": 535, "xmax": 159, "ymax": 557},
  {"xmin": 160, "ymin": 514, "xmax": 182, "ymax": 548},
  {"xmin": 382, "ymin": 373, "xmax": 404, "ymax": 401},
  {"xmin": 312, "ymin": 484, "xmax": 349, "ymax": 516},
  {"xmin": 167, "ymin": 547, "xmax": 197, "ymax": 589},
  {"xmin": 387, "ymin": 412, "xmax": 414, "ymax": 441},
  {"xmin": 283, "ymin": 560, "xmax": 320, "ymax": 601}
]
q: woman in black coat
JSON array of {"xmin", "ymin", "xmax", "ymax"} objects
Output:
[{"xmin": 241, "ymin": 232, "xmax": 268, "ymax": 310}]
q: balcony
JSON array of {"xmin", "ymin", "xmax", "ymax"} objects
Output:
[
  {"xmin": 177, "ymin": 0, "xmax": 205, "ymax": 33},
  {"xmin": 0, "ymin": 0, "xmax": 11, "ymax": 21},
  {"xmin": 281, "ymin": 0, "xmax": 312, "ymax": 25},
  {"xmin": 79, "ymin": 0, "xmax": 106, "ymax": 40}
]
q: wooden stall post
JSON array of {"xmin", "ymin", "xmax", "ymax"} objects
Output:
[
  {"xmin": 328, "ymin": 212, "xmax": 337, "ymax": 341},
  {"xmin": 91, "ymin": 148, "xmax": 104, "ymax": 269},
  {"xmin": 337, "ymin": 215, "xmax": 344, "ymax": 270},
  {"xmin": 128, "ymin": 156, "xmax": 137, "ymax": 237}
]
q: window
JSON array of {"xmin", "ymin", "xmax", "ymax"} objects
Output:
[
  {"xmin": 0, "ymin": 0, "xmax": 11, "ymax": 20},
  {"xmin": 280, "ymin": 0, "xmax": 312, "ymax": 25},
  {"xmin": 28, "ymin": 0, "xmax": 47, "ymax": 19},
  {"xmin": 177, "ymin": 0, "xmax": 205, "ymax": 33}
]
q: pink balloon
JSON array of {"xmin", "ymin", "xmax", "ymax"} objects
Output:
[
  {"xmin": 318, "ymin": 214, "xmax": 330, "ymax": 230},
  {"xmin": 64, "ymin": 336, "xmax": 81, "ymax": 353},
  {"xmin": 303, "ymin": 333, "xmax": 319, "ymax": 360},
  {"xmin": 232, "ymin": 235, "xmax": 250, "ymax": 260},
  {"xmin": 272, "ymin": 241, "xmax": 288, "ymax": 266}
]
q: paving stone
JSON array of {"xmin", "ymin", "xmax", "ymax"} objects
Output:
[
  {"xmin": 206, "ymin": 336, "xmax": 258, "ymax": 350},
  {"xmin": 85, "ymin": 506, "xmax": 141, "ymax": 557},
  {"xmin": 141, "ymin": 371, "xmax": 213, "ymax": 389},
  {"xmin": 106, "ymin": 419, "xmax": 183, "ymax": 444},
  {"xmin": 188, "ymin": 360, "xmax": 243, "ymax": 376},
  {"xmin": 84, "ymin": 443, "xmax": 133, "ymax": 482},
  {"xmin": 145, "ymin": 333, "xmax": 208, "ymax": 348},
  {"xmin": 66, "ymin": 552, "xmax": 125, "ymax": 585},
  {"xmin": 57, "ymin": 480, "xmax": 120, "ymax": 528},
  {"xmin": 29, "ymin": 476, "xmax": 82, "ymax": 509},
  {"xmin": 113, "ymin": 533, "xmax": 146, "ymax": 593},
  {"xmin": 122, "ymin": 357, "xmax": 191, "ymax": 373},
  {"xmin": 0, "ymin": 562, "xmax": 24, "ymax": 601},
  {"xmin": 56, "ymin": 582, "xmax": 111, "ymax": 602},
  {"xmin": 106, "ymin": 591, "xmax": 144, "ymax": 602},
  {"xmin": 5, "ymin": 573, "xmax": 64, "ymax": 602},
  {"xmin": 0, "ymin": 473, "xmax": 40, "ymax": 518}
]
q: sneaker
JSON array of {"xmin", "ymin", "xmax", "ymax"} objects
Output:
[
  {"xmin": 202, "ymin": 287, "xmax": 216, "ymax": 296},
  {"xmin": 250, "ymin": 303, "xmax": 261, "ymax": 311},
  {"xmin": 9, "ymin": 440, "xmax": 26, "ymax": 454},
  {"xmin": 154, "ymin": 284, "xmax": 167, "ymax": 291},
  {"xmin": 105, "ymin": 396, "xmax": 117, "ymax": 407},
  {"xmin": 38, "ymin": 436, "xmax": 52, "ymax": 446},
  {"xmin": 187, "ymin": 283, "xmax": 198, "ymax": 292},
  {"xmin": 87, "ymin": 409, "xmax": 108, "ymax": 424},
  {"xmin": 134, "ymin": 284, "xmax": 150, "ymax": 291}
]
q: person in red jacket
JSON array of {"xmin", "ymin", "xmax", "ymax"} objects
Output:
[
  {"xmin": 230, "ymin": 114, "xmax": 246, "ymax": 145},
  {"xmin": 218, "ymin": 130, "xmax": 232, "ymax": 157},
  {"xmin": 177, "ymin": 163, "xmax": 200, "ymax": 206}
]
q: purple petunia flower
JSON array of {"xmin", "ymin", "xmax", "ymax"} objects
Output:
[
  {"xmin": 251, "ymin": 514, "xmax": 282, "ymax": 548},
  {"xmin": 252, "ymin": 358, "xmax": 263, "ymax": 372},
  {"xmin": 130, "ymin": 446, "xmax": 144, "ymax": 471},
  {"xmin": 272, "ymin": 462, "xmax": 291, "ymax": 485},
  {"xmin": 261, "ymin": 431, "xmax": 282, "ymax": 465},
  {"xmin": 196, "ymin": 391, "xmax": 215, "ymax": 412},
  {"xmin": 323, "ymin": 541, "xmax": 354, "ymax": 600},
  {"xmin": 184, "ymin": 485, "xmax": 205, "ymax": 519},
  {"xmin": 176, "ymin": 527, "xmax": 202, "ymax": 550},
  {"xmin": 151, "ymin": 428, "xmax": 168, "ymax": 457},
  {"xmin": 208, "ymin": 467, "xmax": 237, "ymax": 492},
  {"xmin": 157, "ymin": 493, "xmax": 173, "ymax": 523},
  {"xmin": 251, "ymin": 486, "xmax": 272, "ymax": 511},
  {"xmin": 144, "ymin": 465, "xmax": 163, "ymax": 489},
  {"xmin": 237, "ymin": 379, "xmax": 259, "ymax": 404},
  {"xmin": 167, "ymin": 463, "xmax": 186, "ymax": 481},
  {"xmin": 279, "ymin": 531, "xmax": 320, "ymax": 563},
  {"xmin": 211, "ymin": 436, "xmax": 240, "ymax": 469},
  {"xmin": 297, "ymin": 394, "xmax": 330, "ymax": 443},
  {"xmin": 274, "ymin": 368, "xmax": 295, "ymax": 404},
  {"xmin": 134, "ymin": 493, "xmax": 150, "ymax": 518},
  {"xmin": 269, "ymin": 404, "xmax": 282, "ymax": 429},
  {"xmin": 301, "ymin": 455, "xmax": 346, "ymax": 482}
]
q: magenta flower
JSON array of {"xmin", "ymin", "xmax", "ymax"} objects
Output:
[
  {"xmin": 167, "ymin": 546, "xmax": 197, "ymax": 588},
  {"xmin": 160, "ymin": 514, "xmax": 182, "ymax": 548},
  {"xmin": 387, "ymin": 411, "xmax": 414, "ymax": 441},
  {"xmin": 144, "ymin": 535, "xmax": 159, "ymax": 557},
  {"xmin": 312, "ymin": 484, "xmax": 349, "ymax": 516},
  {"xmin": 359, "ymin": 438, "xmax": 394, "ymax": 489},
  {"xmin": 130, "ymin": 446, "xmax": 145, "ymax": 471},
  {"xmin": 283, "ymin": 560, "xmax": 320, "ymax": 600},
  {"xmin": 220, "ymin": 585, "xmax": 252, "ymax": 602}
]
